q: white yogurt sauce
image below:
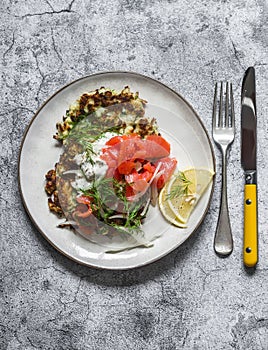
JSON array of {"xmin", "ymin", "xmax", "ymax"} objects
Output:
[{"xmin": 72, "ymin": 132, "xmax": 118, "ymax": 191}]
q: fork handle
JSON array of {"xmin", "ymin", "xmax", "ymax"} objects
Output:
[{"xmin": 214, "ymin": 149, "xmax": 233, "ymax": 256}]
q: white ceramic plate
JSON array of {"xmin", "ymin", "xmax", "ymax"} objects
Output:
[{"xmin": 19, "ymin": 72, "xmax": 215, "ymax": 270}]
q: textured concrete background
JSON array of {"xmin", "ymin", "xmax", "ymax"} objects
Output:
[{"xmin": 1, "ymin": 0, "xmax": 268, "ymax": 349}]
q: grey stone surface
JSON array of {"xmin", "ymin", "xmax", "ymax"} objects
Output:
[{"xmin": 1, "ymin": 0, "xmax": 268, "ymax": 349}]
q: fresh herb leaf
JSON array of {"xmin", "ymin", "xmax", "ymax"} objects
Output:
[
  {"xmin": 80, "ymin": 177, "xmax": 145, "ymax": 232},
  {"xmin": 166, "ymin": 171, "xmax": 192, "ymax": 200}
]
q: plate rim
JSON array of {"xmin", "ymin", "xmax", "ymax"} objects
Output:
[{"xmin": 18, "ymin": 70, "xmax": 216, "ymax": 270}]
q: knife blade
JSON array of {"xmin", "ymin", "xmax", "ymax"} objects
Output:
[{"xmin": 241, "ymin": 66, "xmax": 258, "ymax": 267}]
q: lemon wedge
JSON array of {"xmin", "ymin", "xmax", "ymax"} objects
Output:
[
  {"xmin": 159, "ymin": 168, "xmax": 214, "ymax": 227},
  {"xmin": 158, "ymin": 187, "xmax": 187, "ymax": 228}
]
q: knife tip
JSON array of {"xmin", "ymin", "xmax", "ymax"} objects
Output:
[{"xmin": 246, "ymin": 66, "xmax": 255, "ymax": 74}]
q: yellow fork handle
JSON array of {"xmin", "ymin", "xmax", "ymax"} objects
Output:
[{"xmin": 243, "ymin": 184, "xmax": 258, "ymax": 267}]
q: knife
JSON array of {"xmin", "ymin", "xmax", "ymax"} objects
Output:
[{"xmin": 241, "ymin": 66, "xmax": 258, "ymax": 267}]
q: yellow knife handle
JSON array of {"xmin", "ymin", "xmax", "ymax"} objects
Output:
[{"xmin": 243, "ymin": 184, "xmax": 258, "ymax": 267}]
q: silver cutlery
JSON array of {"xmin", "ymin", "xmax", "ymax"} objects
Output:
[
  {"xmin": 212, "ymin": 82, "xmax": 234, "ymax": 256},
  {"xmin": 241, "ymin": 67, "xmax": 258, "ymax": 267}
]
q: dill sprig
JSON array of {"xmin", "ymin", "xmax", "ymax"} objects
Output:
[
  {"xmin": 66, "ymin": 118, "xmax": 121, "ymax": 165},
  {"xmin": 166, "ymin": 171, "xmax": 192, "ymax": 200},
  {"xmin": 80, "ymin": 177, "xmax": 144, "ymax": 232},
  {"xmin": 83, "ymin": 140, "xmax": 97, "ymax": 165},
  {"xmin": 124, "ymin": 204, "xmax": 143, "ymax": 229}
]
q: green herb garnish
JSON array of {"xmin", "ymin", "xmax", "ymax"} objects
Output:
[
  {"xmin": 166, "ymin": 171, "xmax": 192, "ymax": 200},
  {"xmin": 81, "ymin": 177, "xmax": 145, "ymax": 232}
]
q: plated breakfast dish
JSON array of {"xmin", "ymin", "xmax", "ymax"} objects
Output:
[
  {"xmin": 44, "ymin": 86, "xmax": 213, "ymax": 251},
  {"xmin": 19, "ymin": 71, "xmax": 215, "ymax": 268}
]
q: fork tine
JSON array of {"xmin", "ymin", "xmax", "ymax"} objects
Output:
[
  {"xmin": 230, "ymin": 82, "xmax": 234, "ymax": 128},
  {"xmin": 213, "ymin": 81, "xmax": 234, "ymax": 131},
  {"xmin": 219, "ymin": 82, "xmax": 223, "ymax": 128},
  {"xmin": 225, "ymin": 82, "xmax": 229, "ymax": 128},
  {"xmin": 212, "ymin": 82, "xmax": 218, "ymax": 129}
]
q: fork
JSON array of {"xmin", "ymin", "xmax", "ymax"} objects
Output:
[{"xmin": 212, "ymin": 82, "xmax": 235, "ymax": 256}]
